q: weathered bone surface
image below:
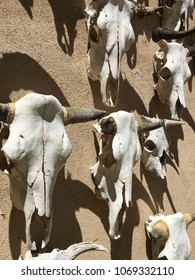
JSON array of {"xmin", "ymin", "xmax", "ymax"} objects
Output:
[
  {"xmin": 154, "ymin": 39, "xmax": 191, "ymax": 120},
  {"xmin": 20, "ymin": 242, "xmax": 108, "ymax": 260},
  {"xmin": 160, "ymin": 0, "xmax": 194, "ymax": 30},
  {"xmin": 140, "ymin": 116, "xmax": 184, "ymax": 179},
  {"xmin": 145, "ymin": 212, "xmax": 195, "ymax": 260},
  {"xmin": 90, "ymin": 110, "xmax": 164, "ymax": 239},
  {"xmin": 85, "ymin": 0, "xmax": 162, "ymax": 107},
  {"xmin": 91, "ymin": 111, "xmax": 142, "ymax": 239},
  {"xmin": 0, "ymin": 93, "xmax": 106, "ymax": 250}
]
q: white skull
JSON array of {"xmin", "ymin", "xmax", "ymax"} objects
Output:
[
  {"xmin": 91, "ymin": 111, "xmax": 142, "ymax": 239},
  {"xmin": 0, "ymin": 93, "xmax": 106, "ymax": 250},
  {"xmin": 145, "ymin": 212, "xmax": 195, "ymax": 260},
  {"xmin": 154, "ymin": 40, "xmax": 191, "ymax": 120},
  {"xmin": 91, "ymin": 111, "xmax": 164, "ymax": 239},
  {"xmin": 140, "ymin": 116, "xmax": 184, "ymax": 179},
  {"xmin": 85, "ymin": 0, "xmax": 162, "ymax": 107}
]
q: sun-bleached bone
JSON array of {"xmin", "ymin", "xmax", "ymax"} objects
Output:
[
  {"xmin": 20, "ymin": 242, "xmax": 108, "ymax": 260},
  {"xmin": 154, "ymin": 39, "xmax": 191, "ymax": 120},
  {"xmin": 160, "ymin": 0, "xmax": 194, "ymax": 31},
  {"xmin": 140, "ymin": 116, "xmax": 184, "ymax": 179},
  {"xmin": 85, "ymin": 0, "xmax": 162, "ymax": 107},
  {"xmin": 0, "ymin": 93, "xmax": 106, "ymax": 250},
  {"xmin": 145, "ymin": 212, "xmax": 195, "ymax": 259},
  {"xmin": 91, "ymin": 111, "xmax": 164, "ymax": 239}
]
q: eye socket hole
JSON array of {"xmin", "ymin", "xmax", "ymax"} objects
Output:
[
  {"xmin": 144, "ymin": 140, "xmax": 156, "ymax": 151},
  {"xmin": 101, "ymin": 117, "xmax": 117, "ymax": 134},
  {"xmin": 159, "ymin": 67, "xmax": 171, "ymax": 81}
]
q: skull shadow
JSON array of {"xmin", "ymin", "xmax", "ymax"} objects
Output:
[
  {"xmin": 110, "ymin": 174, "xmax": 156, "ymax": 260},
  {"xmin": 0, "ymin": 52, "xmax": 69, "ymax": 106},
  {"xmin": 9, "ymin": 169, "xmax": 109, "ymax": 259},
  {"xmin": 48, "ymin": 0, "xmax": 86, "ymax": 56},
  {"xmin": 89, "ymin": 75, "xmax": 148, "ymax": 116},
  {"xmin": 140, "ymin": 161, "xmax": 176, "ymax": 214},
  {"xmin": 18, "ymin": 0, "xmax": 34, "ymax": 19}
]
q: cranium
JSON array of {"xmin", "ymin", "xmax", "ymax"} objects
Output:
[
  {"xmin": 85, "ymin": 0, "xmax": 163, "ymax": 107},
  {"xmin": 153, "ymin": 39, "xmax": 192, "ymax": 120},
  {"xmin": 140, "ymin": 116, "xmax": 184, "ymax": 179},
  {"xmin": 0, "ymin": 93, "xmax": 106, "ymax": 250},
  {"xmin": 91, "ymin": 110, "xmax": 163, "ymax": 239},
  {"xmin": 160, "ymin": 0, "xmax": 194, "ymax": 30},
  {"xmin": 20, "ymin": 242, "xmax": 108, "ymax": 260},
  {"xmin": 145, "ymin": 212, "xmax": 195, "ymax": 259}
]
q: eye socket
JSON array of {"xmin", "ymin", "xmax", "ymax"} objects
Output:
[
  {"xmin": 159, "ymin": 67, "xmax": 171, "ymax": 81},
  {"xmin": 144, "ymin": 140, "xmax": 156, "ymax": 152},
  {"xmin": 101, "ymin": 117, "xmax": 117, "ymax": 134}
]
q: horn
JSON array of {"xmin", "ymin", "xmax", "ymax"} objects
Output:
[
  {"xmin": 183, "ymin": 213, "xmax": 195, "ymax": 228},
  {"xmin": 152, "ymin": 220, "xmax": 169, "ymax": 240},
  {"xmin": 152, "ymin": 26, "xmax": 195, "ymax": 42},
  {"xmin": 63, "ymin": 107, "xmax": 107, "ymax": 125},
  {"xmin": 164, "ymin": 119, "xmax": 185, "ymax": 126},
  {"xmin": 133, "ymin": 5, "xmax": 164, "ymax": 19},
  {"xmin": 0, "ymin": 103, "xmax": 15, "ymax": 124},
  {"xmin": 138, "ymin": 120, "xmax": 163, "ymax": 134}
]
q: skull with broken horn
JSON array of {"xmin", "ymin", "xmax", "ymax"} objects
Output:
[
  {"xmin": 91, "ymin": 110, "xmax": 164, "ymax": 239},
  {"xmin": 85, "ymin": 0, "xmax": 163, "ymax": 107},
  {"xmin": 145, "ymin": 212, "xmax": 195, "ymax": 259},
  {"xmin": 0, "ymin": 92, "xmax": 106, "ymax": 251},
  {"xmin": 140, "ymin": 116, "xmax": 184, "ymax": 179}
]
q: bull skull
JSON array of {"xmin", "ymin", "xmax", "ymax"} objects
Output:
[
  {"xmin": 145, "ymin": 212, "xmax": 195, "ymax": 259},
  {"xmin": 0, "ymin": 93, "xmax": 106, "ymax": 250},
  {"xmin": 85, "ymin": 0, "xmax": 163, "ymax": 107},
  {"xmin": 154, "ymin": 39, "xmax": 192, "ymax": 120},
  {"xmin": 91, "ymin": 110, "xmax": 164, "ymax": 239},
  {"xmin": 160, "ymin": 0, "xmax": 194, "ymax": 30},
  {"xmin": 20, "ymin": 242, "xmax": 108, "ymax": 260},
  {"xmin": 140, "ymin": 116, "xmax": 184, "ymax": 179}
]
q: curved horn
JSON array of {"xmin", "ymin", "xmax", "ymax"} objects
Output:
[
  {"xmin": 152, "ymin": 26, "xmax": 195, "ymax": 42},
  {"xmin": 63, "ymin": 107, "xmax": 107, "ymax": 125},
  {"xmin": 133, "ymin": 5, "xmax": 164, "ymax": 19},
  {"xmin": 0, "ymin": 103, "xmax": 15, "ymax": 124},
  {"xmin": 183, "ymin": 213, "xmax": 195, "ymax": 228},
  {"xmin": 138, "ymin": 120, "xmax": 163, "ymax": 134},
  {"xmin": 152, "ymin": 220, "xmax": 169, "ymax": 240}
]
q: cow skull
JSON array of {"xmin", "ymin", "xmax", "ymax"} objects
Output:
[
  {"xmin": 154, "ymin": 39, "xmax": 192, "ymax": 120},
  {"xmin": 0, "ymin": 93, "xmax": 106, "ymax": 250},
  {"xmin": 140, "ymin": 116, "xmax": 184, "ymax": 179},
  {"xmin": 160, "ymin": 0, "xmax": 194, "ymax": 30},
  {"xmin": 85, "ymin": 0, "xmax": 163, "ymax": 107},
  {"xmin": 145, "ymin": 212, "xmax": 195, "ymax": 259},
  {"xmin": 91, "ymin": 110, "xmax": 163, "ymax": 239}
]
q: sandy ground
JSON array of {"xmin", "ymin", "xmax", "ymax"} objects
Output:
[{"xmin": 0, "ymin": 0, "xmax": 195, "ymax": 260}]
